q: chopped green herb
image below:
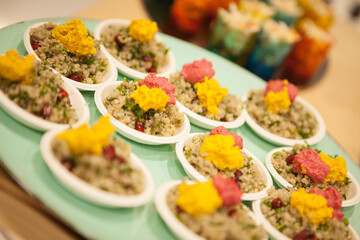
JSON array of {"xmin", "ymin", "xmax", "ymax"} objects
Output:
[
  {"xmin": 343, "ymin": 218, "xmax": 349, "ymax": 226},
  {"xmin": 82, "ymin": 55, "xmax": 96, "ymax": 65}
]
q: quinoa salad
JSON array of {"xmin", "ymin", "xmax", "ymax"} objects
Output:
[
  {"xmin": 271, "ymin": 144, "xmax": 351, "ymax": 200},
  {"xmin": 246, "ymin": 88, "xmax": 317, "ymax": 139},
  {"xmin": 52, "ymin": 117, "xmax": 145, "ymax": 195},
  {"xmin": 167, "ymin": 179, "xmax": 267, "ymax": 240},
  {"xmin": 29, "ymin": 20, "xmax": 108, "ymax": 84},
  {"xmin": 183, "ymin": 131, "xmax": 266, "ymax": 193},
  {"xmin": 0, "ymin": 50, "xmax": 77, "ymax": 124},
  {"xmin": 100, "ymin": 19, "xmax": 169, "ymax": 73},
  {"xmin": 104, "ymin": 77, "xmax": 184, "ymax": 136},
  {"xmin": 260, "ymin": 187, "xmax": 354, "ymax": 240}
]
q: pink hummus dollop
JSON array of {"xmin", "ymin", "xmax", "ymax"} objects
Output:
[
  {"xmin": 210, "ymin": 126, "xmax": 243, "ymax": 149},
  {"xmin": 292, "ymin": 149, "xmax": 330, "ymax": 183},
  {"xmin": 264, "ymin": 79, "xmax": 298, "ymax": 102},
  {"xmin": 138, "ymin": 73, "xmax": 176, "ymax": 105},
  {"xmin": 181, "ymin": 59, "xmax": 215, "ymax": 84},
  {"xmin": 309, "ymin": 186, "xmax": 344, "ymax": 221},
  {"xmin": 212, "ymin": 174, "xmax": 242, "ymax": 209}
]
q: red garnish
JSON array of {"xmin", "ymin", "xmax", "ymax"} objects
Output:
[
  {"xmin": 271, "ymin": 198, "xmax": 283, "ymax": 209},
  {"xmin": 286, "ymin": 153, "xmax": 296, "ymax": 165},
  {"xmin": 62, "ymin": 159, "xmax": 74, "ymax": 171},
  {"xmin": 292, "ymin": 229, "xmax": 316, "ymax": 240},
  {"xmin": 135, "ymin": 120, "xmax": 145, "ymax": 132},
  {"xmin": 114, "ymin": 34, "xmax": 124, "ymax": 49},
  {"xmin": 103, "ymin": 145, "xmax": 116, "ymax": 160},
  {"xmin": 228, "ymin": 209, "xmax": 237, "ymax": 217},
  {"xmin": 68, "ymin": 73, "xmax": 83, "ymax": 82},
  {"xmin": 147, "ymin": 66, "xmax": 156, "ymax": 73},
  {"xmin": 42, "ymin": 103, "xmax": 52, "ymax": 118},
  {"xmin": 31, "ymin": 42, "xmax": 41, "ymax": 50},
  {"xmin": 143, "ymin": 55, "xmax": 152, "ymax": 62}
]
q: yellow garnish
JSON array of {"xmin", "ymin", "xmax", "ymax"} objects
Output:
[
  {"xmin": 57, "ymin": 116, "xmax": 115, "ymax": 155},
  {"xmin": 264, "ymin": 86, "xmax": 291, "ymax": 113},
  {"xmin": 199, "ymin": 135, "xmax": 243, "ymax": 171},
  {"xmin": 52, "ymin": 19, "xmax": 96, "ymax": 56},
  {"xmin": 290, "ymin": 188, "xmax": 333, "ymax": 225},
  {"xmin": 176, "ymin": 181, "xmax": 222, "ymax": 217},
  {"xmin": 128, "ymin": 19, "xmax": 158, "ymax": 42},
  {"xmin": 194, "ymin": 77, "xmax": 227, "ymax": 116},
  {"xmin": 130, "ymin": 85, "xmax": 169, "ymax": 111},
  {"xmin": 301, "ymin": 165, "xmax": 307, "ymax": 174},
  {"xmin": 319, "ymin": 153, "xmax": 347, "ymax": 183},
  {"xmin": 0, "ymin": 49, "xmax": 34, "ymax": 84}
]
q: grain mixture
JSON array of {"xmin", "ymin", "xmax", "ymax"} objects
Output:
[
  {"xmin": 0, "ymin": 60, "xmax": 77, "ymax": 124},
  {"xmin": 52, "ymin": 137, "xmax": 145, "ymax": 195},
  {"xmin": 30, "ymin": 22, "xmax": 108, "ymax": 84},
  {"xmin": 167, "ymin": 185, "xmax": 267, "ymax": 240},
  {"xmin": 104, "ymin": 80, "xmax": 184, "ymax": 136},
  {"xmin": 271, "ymin": 144, "xmax": 351, "ymax": 199},
  {"xmin": 100, "ymin": 25, "xmax": 169, "ymax": 73},
  {"xmin": 261, "ymin": 188, "xmax": 353, "ymax": 240},
  {"xmin": 183, "ymin": 133, "xmax": 266, "ymax": 193},
  {"xmin": 246, "ymin": 89, "xmax": 317, "ymax": 139},
  {"xmin": 169, "ymin": 72, "xmax": 243, "ymax": 121}
]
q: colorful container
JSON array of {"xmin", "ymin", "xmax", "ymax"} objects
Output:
[
  {"xmin": 269, "ymin": 0, "xmax": 303, "ymax": 26},
  {"xmin": 279, "ymin": 19, "xmax": 332, "ymax": 85},
  {"xmin": 245, "ymin": 19, "xmax": 299, "ymax": 80}
]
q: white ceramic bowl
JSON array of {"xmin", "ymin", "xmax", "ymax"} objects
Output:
[
  {"xmin": 0, "ymin": 78, "xmax": 89, "ymax": 131},
  {"xmin": 94, "ymin": 19, "xmax": 176, "ymax": 79},
  {"xmin": 177, "ymin": 101, "xmax": 246, "ymax": 130},
  {"xmin": 252, "ymin": 199, "xmax": 360, "ymax": 240},
  {"xmin": 265, "ymin": 147, "xmax": 360, "ymax": 207},
  {"xmin": 175, "ymin": 133, "xmax": 273, "ymax": 200},
  {"xmin": 155, "ymin": 180, "xmax": 267, "ymax": 240},
  {"xmin": 244, "ymin": 95, "xmax": 326, "ymax": 146},
  {"xmin": 40, "ymin": 129, "xmax": 155, "ymax": 207},
  {"xmin": 24, "ymin": 22, "xmax": 118, "ymax": 91},
  {"xmin": 94, "ymin": 81, "xmax": 191, "ymax": 145}
]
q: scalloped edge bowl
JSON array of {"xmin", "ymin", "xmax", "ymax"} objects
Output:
[
  {"xmin": 24, "ymin": 21, "xmax": 118, "ymax": 91},
  {"xmin": 0, "ymin": 75, "xmax": 89, "ymax": 131},
  {"xmin": 243, "ymin": 94, "xmax": 326, "ymax": 146},
  {"xmin": 40, "ymin": 129, "xmax": 155, "ymax": 207},
  {"xmin": 94, "ymin": 18, "xmax": 176, "ymax": 79},
  {"xmin": 265, "ymin": 147, "xmax": 360, "ymax": 207},
  {"xmin": 175, "ymin": 133, "xmax": 273, "ymax": 200},
  {"xmin": 94, "ymin": 81, "xmax": 191, "ymax": 145},
  {"xmin": 156, "ymin": 180, "xmax": 268, "ymax": 240},
  {"xmin": 176, "ymin": 100, "xmax": 246, "ymax": 130},
  {"xmin": 252, "ymin": 199, "xmax": 360, "ymax": 240}
]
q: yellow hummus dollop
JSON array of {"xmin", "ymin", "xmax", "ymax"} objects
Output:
[
  {"xmin": 130, "ymin": 85, "xmax": 169, "ymax": 111},
  {"xmin": 264, "ymin": 86, "xmax": 291, "ymax": 113},
  {"xmin": 52, "ymin": 19, "xmax": 96, "ymax": 56},
  {"xmin": 176, "ymin": 181, "xmax": 222, "ymax": 217},
  {"xmin": 319, "ymin": 153, "xmax": 347, "ymax": 183},
  {"xmin": 0, "ymin": 49, "xmax": 34, "ymax": 84},
  {"xmin": 128, "ymin": 19, "xmax": 158, "ymax": 42}
]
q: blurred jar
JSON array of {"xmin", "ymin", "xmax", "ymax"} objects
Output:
[
  {"xmin": 208, "ymin": 3, "xmax": 261, "ymax": 64},
  {"xmin": 245, "ymin": 19, "xmax": 299, "ymax": 80},
  {"xmin": 296, "ymin": 0, "xmax": 334, "ymax": 30},
  {"xmin": 279, "ymin": 19, "xmax": 332, "ymax": 85},
  {"xmin": 268, "ymin": 0, "xmax": 303, "ymax": 26}
]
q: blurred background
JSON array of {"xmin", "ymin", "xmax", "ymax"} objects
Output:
[{"xmin": 0, "ymin": 0, "xmax": 359, "ymax": 239}]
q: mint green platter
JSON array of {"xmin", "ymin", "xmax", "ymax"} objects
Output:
[{"xmin": 0, "ymin": 18, "xmax": 359, "ymax": 239}]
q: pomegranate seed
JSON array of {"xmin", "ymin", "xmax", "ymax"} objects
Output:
[
  {"xmin": 228, "ymin": 209, "xmax": 237, "ymax": 217},
  {"xmin": 234, "ymin": 170, "xmax": 242, "ymax": 184},
  {"xmin": 143, "ymin": 55, "xmax": 152, "ymax": 62},
  {"xmin": 62, "ymin": 159, "xmax": 74, "ymax": 171},
  {"xmin": 103, "ymin": 145, "xmax": 116, "ymax": 160},
  {"xmin": 147, "ymin": 66, "xmax": 156, "ymax": 73},
  {"xmin": 135, "ymin": 120, "xmax": 144, "ymax": 132},
  {"xmin": 115, "ymin": 156, "xmax": 126, "ymax": 164},
  {"xmin": 59, "ymin": 88, "xmax": 68, "ymax": 98},
  {"xmin": 41, "ymin": 103, "xmax": 52, "ymax": 118},
  {"xmin": 286, "ymin": 153, "xmax": 296, "ymax": 165},
  {"xmin": 31, "ymin": 42, "xmax": 41, "ymax": 50},
  {"xmin": 68, "ymin": 73, "xmax": 83, "ymax": 82},
  {"xmin": 114, "ymin": 34, "xmax": 124, "ymax": 49},
  {"xmin": 220, "ymin": 117, "xmax": 228, "ymax": 122},
  {"xmin": 292, "ymin": 229, "xmax": 314, "ymax": 240},
  {"xmin": 271, "ymin": 198, "xmax": 283, "ymax": 209},
  {"xmin": 176, "ymin": 206, "xmax": 183, "ymax": 213}
]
